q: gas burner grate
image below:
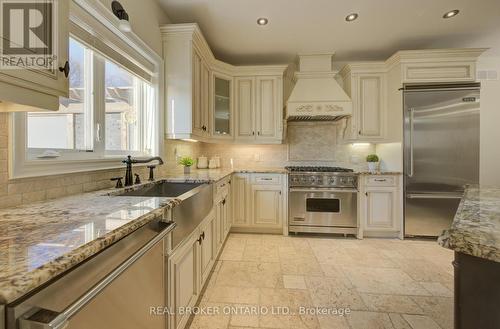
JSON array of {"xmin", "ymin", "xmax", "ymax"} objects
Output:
[{"xmin": 285, "ymin": 166, "xmax": 354, "ymax": 173}]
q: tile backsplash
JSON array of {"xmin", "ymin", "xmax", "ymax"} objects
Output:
[
  {"xmin": 0, "ymin": 112, "xmax": 373, "ymax": 208},
  {"xmin": 199, "ymin": 121, "xmax": 375, "ymax": 170}
]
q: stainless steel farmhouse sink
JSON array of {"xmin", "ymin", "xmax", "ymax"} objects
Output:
[
  {"xmin": 118, "ymin": 181, "xmax": 213, "ymax": 249},
  {"xmin": 119, "ymin": 182, "xmax": 204, "ymax": 198}
]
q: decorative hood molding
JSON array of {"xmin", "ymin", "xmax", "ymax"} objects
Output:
[{"xmin": 286, "ymin": 53, "xmax": 352, "ymax": 121}]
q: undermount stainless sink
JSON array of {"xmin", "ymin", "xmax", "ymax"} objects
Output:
[{"xmin": 119, "ymin": 182, "xmax": 204, "ymax": 198}]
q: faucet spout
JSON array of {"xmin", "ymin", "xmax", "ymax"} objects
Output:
[{"xmin": 122, "ymin": 155, "xmax": 164, "ymax": 186}]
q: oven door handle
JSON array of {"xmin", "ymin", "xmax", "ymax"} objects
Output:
[{"xmin": 289, "ymin": 188, "xmax": 358, "ymax": 193}]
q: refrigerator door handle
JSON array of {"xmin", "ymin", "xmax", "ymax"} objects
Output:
[
  {"xmin": 406, "ymin": 192, "xmax": 464, "ymax": 199},
  {"xmin": 408, "ymin": 108, "xmax": 415, "ymax": 178}
]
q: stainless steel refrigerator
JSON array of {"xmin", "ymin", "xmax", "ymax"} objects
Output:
[{"xmin": 404, "ymin": 83, "xmax": 480, "ymax": 237}]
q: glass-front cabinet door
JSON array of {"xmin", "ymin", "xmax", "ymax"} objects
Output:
[{"xmin": 211, "ymin": 72, "xmax": 233, "ymax": 138}]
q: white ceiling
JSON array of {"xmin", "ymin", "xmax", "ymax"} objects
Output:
[{"xmin": 157, "ymin": 0, "xmax": 500, "ymax": 66}]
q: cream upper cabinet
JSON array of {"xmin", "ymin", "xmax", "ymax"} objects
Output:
[
  {"xmin": 162, "ymin": 23, "xmax": 286, "ymax": 144},
  {"xmin": 357, "ymin": 74, "xmax": 385, "ymax": 138},
  {"xmin": 210, "ymin": 71, "xmax": 233, "ymax": 139},
  {"xmin": 340, "ymin": 64, "xmax": 387, "ymax": 141},
  {"xmin": 191, "ymin": 52, "xmax": 210, "ymax": 138},
  {"xmin": 235, "ymin": 77, "xmax": 256, "ymax": 140},
  {"xmin": 234, "ymin": 75, "xmax": 284, "ymax": 143},
  {"xmin": 0, "ymin": 0, "xmax": 69, "ymax": 112},
  {"xmin": 255, "ymin": 76, "xmax": 283, "ymax": 141}
]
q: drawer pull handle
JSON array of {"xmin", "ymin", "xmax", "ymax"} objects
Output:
[
  {"xmin": 293, "ymin": 217, "xmax": 306, "ymax": 222},
  {"xmin": 374, "ymin": 179, "xmax": 387, "ymax": 182},
  {"xmin": 260, "ymin": 178, "xmax": 273, "ymax": 181}
]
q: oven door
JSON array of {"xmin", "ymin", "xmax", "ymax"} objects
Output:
[{"xmin": 289, "ymin": 188, "xmax": 357, "ymax": 228}]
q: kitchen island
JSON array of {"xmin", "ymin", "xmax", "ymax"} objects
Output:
[{"xmin": 438, "ymin": 185, "xmax": 500, "ymax": 329}]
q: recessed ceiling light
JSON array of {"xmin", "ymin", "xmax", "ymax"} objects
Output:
[
  {"xmin": 443, "ymin": 9, "xmax": 460, "ymax": 19},
  {"xmin": 345, "ymin": 13, "xmax": 358, "ymax": 22},
  {"xmin": 257, "ymin": 17, "xmax": 268, "ymax": 26}
]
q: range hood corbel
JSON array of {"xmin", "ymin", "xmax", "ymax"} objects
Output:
[{"xmin": 286, "ymin": 53, "xmax": 352, "ymax": 121}]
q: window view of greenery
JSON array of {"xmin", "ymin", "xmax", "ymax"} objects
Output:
[{"xmin": 27, "ymin": 38, "xmax": 88, "ymax": 150}]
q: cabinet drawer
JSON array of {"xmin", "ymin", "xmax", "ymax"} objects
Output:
[
  {"xmin": 365, "ymin": 176, "xmax": 396, "ymax": 187},
  {"xmin": 215, "ymin": 176, "xmax": 231, "ymax": 196},
  {"xmin": 251, "ymin": 174, "xmax": 281, "ymax": 185}
]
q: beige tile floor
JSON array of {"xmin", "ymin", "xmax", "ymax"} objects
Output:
[{"xmin": 188, "ymin": 234, "xmax": 454, "ymax": 329}]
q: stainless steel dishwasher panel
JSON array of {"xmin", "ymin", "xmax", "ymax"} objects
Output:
[
  {"xmin": 64, "ymin": 240, "xmax": 165, "ymax": 329},
  {"xmin": 6, "ymin": 219, "xmax": 173, "ymax": 329}
]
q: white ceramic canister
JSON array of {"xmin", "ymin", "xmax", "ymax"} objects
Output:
[
  {"xmin": 197, "ymin": 156, "xmax": 208, "ymax": 169},
  {"xmin": 214, "ymin": 156, "xmax": 221, "ymax": 168},
  {"xmin": 208, "ymin": 158, "xmax": 217, "ymax": 169}
]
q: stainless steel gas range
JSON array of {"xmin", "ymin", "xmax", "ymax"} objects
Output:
[{"xmin": 286, "ymin": 166, "xmax": 359, "ymax": 235}]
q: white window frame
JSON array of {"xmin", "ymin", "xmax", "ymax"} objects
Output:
[{"xmin": 10, "ymin": 0, "xmax": 164, "ymax": 179}]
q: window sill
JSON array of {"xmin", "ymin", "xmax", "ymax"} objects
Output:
[{"xmin": 10, "ymin": 156, "xmax": 156, "ymax": 180}]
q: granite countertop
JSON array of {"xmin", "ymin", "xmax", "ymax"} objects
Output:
[
  {"xmin": 0, "ymin": 188, "xmax": 180, "ymax": 304},
  {"xmin": 0, "ymin": 167, "xmax": 287, "ymax": 304},
  {"xmin": 438, "ymin": 185, "xmax": 500, "ymax": 263}
]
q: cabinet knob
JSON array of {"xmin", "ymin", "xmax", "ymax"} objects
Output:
[
  {"xmin": 252, "ymin": 131, "xmax": 255, "ymax": 135},
  {"xmin": 59, "ymin": 61, "xmax": 70, "ymax": 78},
  {"xmin": 201, "ymin": 231, "xmax": 205, "ymax": 240},
  {"xmin": 358, "ymin": 130, "xmax": 362, "ymax": 135}
]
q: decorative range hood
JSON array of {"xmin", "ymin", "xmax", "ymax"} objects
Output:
[{"xmin": 286, "ymin": 53, "xmax": 352, "ymax": 121}]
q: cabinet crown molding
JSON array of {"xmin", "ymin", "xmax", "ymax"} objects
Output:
[{"xmin": 385, "ymin": 48, "xmax": 488, "ymax": 70}]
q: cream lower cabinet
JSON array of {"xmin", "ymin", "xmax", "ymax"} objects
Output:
[
  {"xmin": 215, "ymin": 184, "xmax": 231, "ymax": 253},
  {"xmin": 199, "ymin": 210, "xmax": 216, "ymax": 285},
  {"xmin": 358, "ymin": 175, "xmax": 403, "ymax": 239},
  {"xmin": 167, "ymin": 231, "xmax": 200, "ymax": 329},
  {"xmin": 250, "ymin": 184, "xmax": 282, "ymax": 228},
  {"xmin": 167, "ymin": 209, "xmax": 219, "ymax": 329},
  {"xmin": 231, "ymin": 173, "xmax": 250, "ymax": 226},
  {"xmin": 231, "ymin": 173, "xmax": 285, "ymax": 233}
]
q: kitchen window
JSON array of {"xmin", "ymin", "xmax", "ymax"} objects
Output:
[
  {"xmin": 11, "ymin": 2, "xmax": 162, "ymax": 178},
  {"xmin": 26, "ymin": 37, "xmax": 154, "ymax": 159}
]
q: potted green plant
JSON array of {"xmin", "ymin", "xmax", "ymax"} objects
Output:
[
  {"xmin": 179, "ymin": 156, "xmax": 195, "ymax": 174},
  {"xmin": 366, "ymin": 154, "xmax": 380, "ymax": 173}
]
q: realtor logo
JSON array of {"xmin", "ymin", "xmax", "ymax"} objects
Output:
[{"xmin": 0, "ymin": 0, "xmax": 57, "ymax": 70}]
